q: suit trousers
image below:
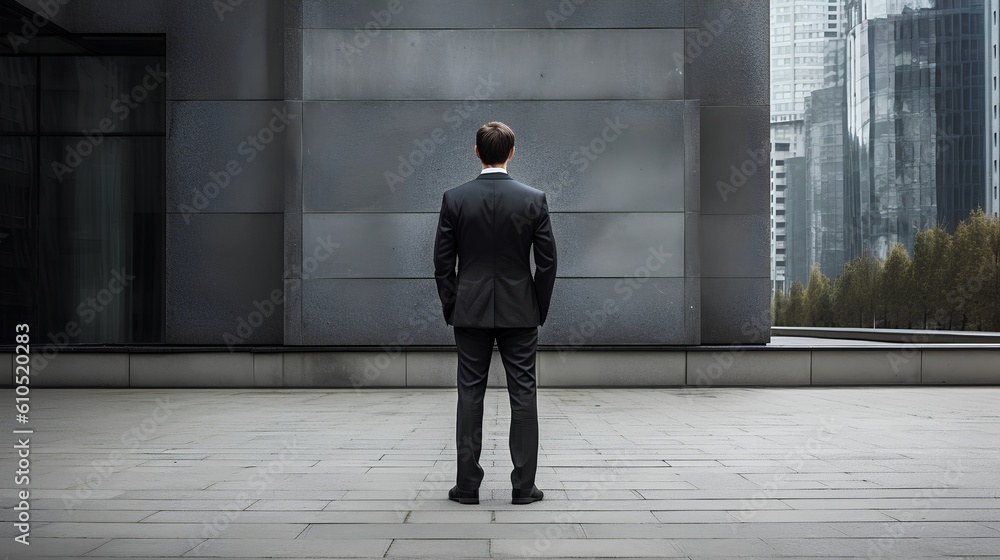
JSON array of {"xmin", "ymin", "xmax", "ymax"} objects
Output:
[{"xmin": 454, "ymin": 326, "xmax": 539, "ymax": 493}]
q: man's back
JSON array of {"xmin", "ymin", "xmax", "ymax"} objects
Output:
[
  {"xmin": 434, "ymin": 171, "xmax": 557, "ymax": 329},
  {"xmin": 438, "ymin": 121, "xmax": 552, "ymax": 505}
]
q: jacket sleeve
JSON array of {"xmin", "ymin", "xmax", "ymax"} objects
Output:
[
  {"xmin": 531, "ymin": 193, "xmax": 557, "ymax": 326},
  {"xmin": 433, "ymin": 192, "xmax": 458, "ymax": 325}
]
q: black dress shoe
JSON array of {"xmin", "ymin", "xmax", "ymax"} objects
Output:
[
  {"xmin": 511, "ymin": 485, "xmax": 544, "ymax": 504},
  {"xmin": 448, "ymin": 485, "xmax": 479, "ymax": 505}
]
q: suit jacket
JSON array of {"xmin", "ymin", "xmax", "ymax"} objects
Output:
[{"xmin": 433, "ymin": 171, "xmax": 557, "ymax": 328}]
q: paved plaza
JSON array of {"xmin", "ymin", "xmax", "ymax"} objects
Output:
[{"xmin": 2, "ymin": 386, "xmax": 999, "ymax": 558}]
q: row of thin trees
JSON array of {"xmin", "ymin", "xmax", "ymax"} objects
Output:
[{"xmin": 773, "ymin": 209, "xmax": 1000, "ymax": 331}]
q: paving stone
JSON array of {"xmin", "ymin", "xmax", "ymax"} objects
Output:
[
  {"xmin": 489, "ymin": 537, "xmax": 686, "ymax": 557},
  {"xmin": 33, "ymin": 521, "xmax": 306, "ymax": 539},
  {"xmin": 5, "ymin": 386, "xmax": 996, "ymax": 559},
  {"xmin": 300, "ymin": 522, "xmax": 585, "ymax": 539},
  {"xmin": 83, "ymin": 538, "xmax": 203, "ymax": 557},
  {"xmin": 385, "ymin": 538, "xmax": 490, "ymax": 557},
  {"xmin": 182, "ymin": 537, "xmax": 392, "ymax": 557}
]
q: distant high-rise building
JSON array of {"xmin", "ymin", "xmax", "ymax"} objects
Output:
[
  {"xmin": 844, "ymin": 0, "xmax": 988, "ymax": 261},
  {"xmin": 785, "ymin": 38, "xmax": 849, "ymax": 287},
  {"xmin": 807, "ymin": 39, "xmax": 848, "ymax": 281},
  {"xmin": 770, "ymin": 0, "xmax": 846, "ymax": 294},
  {"xmin": 988, "ymin": 0, "xmax": 1000, "ymax": 218},
  {"xmin": 783, "ymin": 156, "xmax": 811, "ymax": 288}
]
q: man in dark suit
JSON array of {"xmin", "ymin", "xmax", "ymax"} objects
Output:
[{"xmin": 434, "ymin": 121, "xmax": 557, "ymax": 505}]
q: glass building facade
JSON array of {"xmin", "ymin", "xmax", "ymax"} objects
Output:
[
  {"xmin": 987, "ymin": 0, "xmax": 999, "ymax": 218},
  {"xmin": 805, "ymin": 39, "xmax": 848, "ymax": 282},
  {"xmin": 770, "ymin": 0, "xmax": 846, "ymax": 293},
  {"xmin": 784, "ymin": 156, "xmax": 811, "ymax": 287},
  {"xmin": 0, "ymin": 2, "xmax": 166, "ymax": 344},
  {"xmin": 844, "ymin": 0, "xmax": 987, "ymax": 261}
]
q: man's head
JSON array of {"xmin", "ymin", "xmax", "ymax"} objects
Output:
[{"xmin": 475, "ymin": 121, "xmax": 516, "ymax": 167}]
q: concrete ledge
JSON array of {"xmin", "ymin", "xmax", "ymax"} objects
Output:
[
  {"xmin": 3, "ymin": 347, "xmax": 998, "ymax": 387},
  {"xmin": 2, "ymin": 353, "xmax": 11, "ymax": 386},
  {"xmin": 921, "ymin": 349, "xmax": 1000, "ymax": 384},
  {"xmin": 130, "ymin": 353, "xmax": 253, "ymax": 387},
  {"xmin": 687, "ymin": 350, "xmax": 811, "ymax": 386},
  {"xmin": 811, "ymin": 349, "xmax": 921, "ymax": 385},
  {"xmin": 282, "ymin": 352, "xmax": 405, "ymax": 387},
  {"xmin": 33, "ymin": 353, "xmax": 130, "ymax": 387},
  {"xmin": 253, "ymin": 353, "xmax": 283, "ymax": 387},
  {"xmin": 540, "ymin": 350, "xmax": 685, "ymax": 386}
]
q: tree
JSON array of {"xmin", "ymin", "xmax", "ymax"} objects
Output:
[
  {"xmin": 788, "ymin": 280, "xmax": 807, "ymax": 327},
  {"xmin": 805, "ymin": 263, "xmax": 834, "ymax": 326},
  {"xmin": 834, "ymin": 251, "xmax": 880, "ymax": 327},
  {"xmin": 831, "ymin": 262, "xmax": 855, "ymax": 327},
  {"xmin": 880, "ymin": 243, "xmax": 913, "ymax": 328},
  {"xmin": 860, "ymin": 250, "xmax": 883, "ymax": 328},
  {"xmin": 987, "ymin": 212, "xmax": 1000, "ymax": 331},
  {"xmin": 787, "ymin": 209, "xmax": 1000, "ymax": 332},
  {"xmin": 912, "ymin": 226, "xmax": 952, "ymax": 328},
  {"xmin": 772, "ymin": 288, "xmax": 788, "ymax": 326},
  {"xmin": 950, "ymin": 209, "xmax": 1000, "ymax": 331}
]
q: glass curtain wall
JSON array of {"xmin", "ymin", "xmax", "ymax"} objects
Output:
[{"xmin": 0, "ymin": 5, "xmax": 165, "ymax": 345}]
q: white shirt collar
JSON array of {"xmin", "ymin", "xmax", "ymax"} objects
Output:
[{"xmin": 479, "ymin": 167, "xmax": 508, "ymax": 174}]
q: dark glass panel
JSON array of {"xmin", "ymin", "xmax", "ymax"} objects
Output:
[
  {"xmin": 41, "ymin": 56, "xmax": 166, "ymax": 135},
  {"xmin": 0, "ymin": 56, "xmax": 35, "ymax": 132},
  {"xmin": 38, "ymin": 136, "xmax": 164, "ymax": 343},
  {"xmin": 0, "ymin": 136, "xmax": 35, "ymax": 342}
]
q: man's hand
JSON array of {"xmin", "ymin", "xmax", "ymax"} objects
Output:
[{"xmin": 434, "ymin": 192, "xmax": 459, "ymax": 325}]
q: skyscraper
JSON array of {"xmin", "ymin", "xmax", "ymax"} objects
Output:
[
  {"xmin": 784, "ymin": 156, "xmax": 811, "ymax": 287},
  {"xmin": 844, "ymin": 0, "xmax": 988, "ymax": 261},
  {"xmin": 988, "ymin": 0, "xmax": 1000, "ymax": 218},
  {"xmin": 805, "ymin": 39, "xmax": 848, "ymax": 282},
  {"xmin": 784, "ymin": 36, "xmax": 848, "ymax": 289},
  {"xmin": 770, "ymin": 0, "xmax": 846, "ymax": 293}
]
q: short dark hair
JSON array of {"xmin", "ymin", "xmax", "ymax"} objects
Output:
[{"xmin": 476, "ymin": 121, "xmax": 515, "ymax": 165}]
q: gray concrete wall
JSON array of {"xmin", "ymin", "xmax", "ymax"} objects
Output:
[
  {"xmin": 24, "ymin": 0, "xmax": 771, "ymax": 350},
  {"xmin": 688, "ymin": 1, "xmax": 772, "ymax": 344},
  {"xmin": 285, "ymin": 0, "xmax": 771, "ymax": 347}
]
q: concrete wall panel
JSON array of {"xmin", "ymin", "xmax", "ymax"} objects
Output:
[
  {"xmin": 304, "ymin": 29, "xmax": 684, "ymax": 100},
  {"xmin": 302, "ymin": 0, "xmax": 685, "ymax": 29}
]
